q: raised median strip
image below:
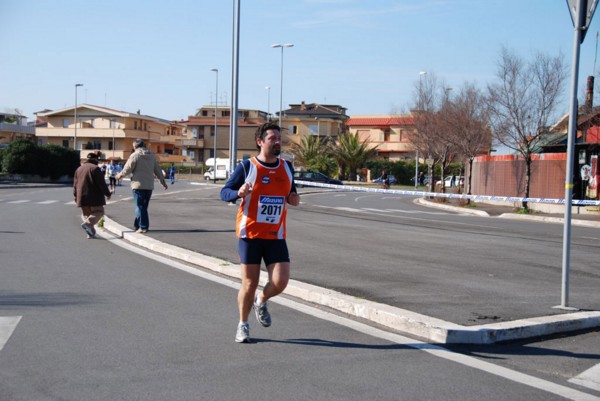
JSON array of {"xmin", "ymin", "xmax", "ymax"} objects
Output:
[{"xmin": 102, "ymin": 216, "xmax": 600, "ymax": 344}]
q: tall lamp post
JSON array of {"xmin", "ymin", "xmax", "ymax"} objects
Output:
[
  {"xmin": 74, "ymin": 83, "xmax": 83, "ymax": 152},
  {"xmin": 265, "ymin": 86, "xmax": 271, "ymax": 119},
  {"xmin": 211, "ymin": 68, "xmax": 219, "ymax": 183},
  {"xmin": 271, "ymin": 43, "xmax": 294, "ymax": 129}
]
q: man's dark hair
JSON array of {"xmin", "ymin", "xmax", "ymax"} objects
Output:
[
  {"xmin": 254, "ymin": 122, "xmax": 281, "ymax": 150},
  {"xmin": 133, "ymin": 139, "xmax": 145, "ymax": 149}
]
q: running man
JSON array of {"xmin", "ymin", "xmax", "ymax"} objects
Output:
[{"xmin": 220, "ymin": 122, "xmax": 300, "ymax": 343}]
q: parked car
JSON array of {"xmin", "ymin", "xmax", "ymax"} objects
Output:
[
  {"xmin": 436, "ymin": 176, "xmax": 464, "ymax": 187},
  {"xmin": 294, "ymin": 171, "xmax": 343, "ymax": 187},
  {"xmin": 373, "ymin": 174, "xmax": 397, "ymax": 185}
]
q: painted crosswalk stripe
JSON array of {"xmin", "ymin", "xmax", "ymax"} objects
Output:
[
  {"xmin": 569, "ymin": 363, "xmax": 600, "ymax": 392},
  {"xmin": 0, "ymin": 316, "xmax": 22, "ymax": 352}
]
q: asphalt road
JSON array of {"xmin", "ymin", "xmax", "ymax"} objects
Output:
[
  {"xmin": 1, "ymin": 183, "xmax": 599, "ymax": 400},
  {"xmin": 101, "ymin": 181, "xmax": 600, "ymax": 326}
]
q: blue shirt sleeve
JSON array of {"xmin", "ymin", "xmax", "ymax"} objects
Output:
[
  {"xmin": 220, "ymin": 160, "xmax": 249, "ymax": 202},
  {"xmin": 285, "ymin": 160, "xmax": 297, "ymax": 194}
]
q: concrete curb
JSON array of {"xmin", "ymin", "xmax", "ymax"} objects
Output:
[
  {"xmin": 102, "ymin": 216, "xmax": 600, "ymax": 344},
  {"xmin": 414, "ymin": 198, "xmax": 490, "ymax": 216},
  {"xmin": 416, "ymin": 198, "xmax": 600, "ymax": 228}
]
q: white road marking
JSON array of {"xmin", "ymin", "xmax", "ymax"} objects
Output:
[
  {"xmin": 101, "ymin": 230, "xmax": 600, "ymax": 401},
  {"xmin": 0, "ymin": 316, "xmax": 22, "ymax": 352},
  {"xmin": 7, "ymin": 200, "xmax": 30, "ymax": 204},
  {"xmin": 36, "ymin": 200, "xmax": 59, "ymax": 204},
  {"xmin": 569, "ymin": 363, "xmax": 600, "ymax": 392}
]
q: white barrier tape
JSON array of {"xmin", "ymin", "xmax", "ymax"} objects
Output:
[{"xmin": 294, "ymin": 180, "xmax": 600, "ymax": 207}]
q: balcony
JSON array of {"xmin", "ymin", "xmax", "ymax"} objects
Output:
[
  {"xmin": 181, "ymin": 138, "xmax": 204, "ymax": 147},
  {"xmin": 0, "ymin": 123, "xmax": 35, "ymax": 135}
]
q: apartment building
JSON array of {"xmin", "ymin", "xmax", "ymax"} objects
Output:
[
  {"xmin": 184, "ymin": 106, "xmax": 270, "ymax": 163},
  {"xmin": 0, "ymin": 111, "xmax": 35, "ymax": 146},
  {"xmin": 345, "ymin": 114, "xmax": 417, "ymax": 161},
  {"xmin": 35, "ymin": 105, "xmax": 187, "ymax": 162},
  {"xmin": 278, "ymin": 102, "xmax": 349, "ymax": 150}
]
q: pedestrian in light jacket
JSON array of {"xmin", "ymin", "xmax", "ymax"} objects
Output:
[{"xmin": 115, "ymin": 139, "xmax": 167, "ymax": 233}]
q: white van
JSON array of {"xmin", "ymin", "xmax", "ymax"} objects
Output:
[{"xmin": 204, "ymin": 158, "xmax": 229, "ymax": 180}]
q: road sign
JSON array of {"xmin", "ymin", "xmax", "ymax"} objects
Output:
[{"xmin": 567, "ymin": 0, "xmax": 599, "ymax": 42}]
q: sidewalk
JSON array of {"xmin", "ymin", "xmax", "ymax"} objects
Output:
[{"xmin": 101, "ymin": 184, "xmax": 600, "ymax": 344}]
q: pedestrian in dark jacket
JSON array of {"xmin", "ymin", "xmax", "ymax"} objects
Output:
[{"xmin": 73, "ymin": 153, "xmax": 112, "ymax": 238}]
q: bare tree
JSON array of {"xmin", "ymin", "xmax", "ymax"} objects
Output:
[
  {"xmin": 412, "ymin": 72, "xmax": 458, "ymax": 193},
  {"xmin": 487, "ymin": 47, "xmax": 567, "ymax": 209},
  {"xmin": 445, "ymin": 83, "xmax": 491, "ymax": 198}
]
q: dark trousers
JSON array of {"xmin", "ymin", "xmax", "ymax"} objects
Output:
[{"xmin": 133, "ymin": 189, "xmax": 153, "ymax": 230}]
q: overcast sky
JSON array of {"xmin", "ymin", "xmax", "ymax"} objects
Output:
[{"xmin": 2, "ymin": 0, "xmax": 600, "ymax": 122}]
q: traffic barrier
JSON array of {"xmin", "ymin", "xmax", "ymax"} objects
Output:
[{"xmin": 294, "ymin": 180, "xmax": 600, "ymax": 207}]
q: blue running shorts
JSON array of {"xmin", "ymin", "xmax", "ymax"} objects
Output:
[{"xmin": 238, "ymin": 238, "xmax": 290, "ymax": 265}]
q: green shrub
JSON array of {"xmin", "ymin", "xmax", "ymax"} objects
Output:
[
  {"xmin": 41, "ymin": 144, "xmax": 80, "ymax": 178},
  {"xmin": 2, "ymin": 139, "xmax": 40, "ymax": 175},
  {"xmin": 2, "ymin": 139, "xmax": 79, "ymax": 178}
]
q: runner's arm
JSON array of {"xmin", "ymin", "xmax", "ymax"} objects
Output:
[{"xmin": 220, "ymin": 161, "xmax": 247, "ymax": 202}]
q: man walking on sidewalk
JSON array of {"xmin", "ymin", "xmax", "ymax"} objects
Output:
[
  {"xmin": 73, "ymin": 152, "xmax": 112, "ymax": 239},
  {"xmin": 116, "ymin": 139, "xmax": 168, "ymax": 233},
  {"xmin": 220, "ymin": 122, "xmax": 300, "ymax": 343}
]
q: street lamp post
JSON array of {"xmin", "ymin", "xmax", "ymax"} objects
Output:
[
  {"xmin": 211, "ymin": 68, "xmax": 219, "ymax": 183},
  {"xmin": 271, "ymin": 43, "xmax": 294, "ymax": 129},
  {"xmin": 265, "ymin": 86, "xmax": 271, "ymax": 119},
  {"xmin": 74, "ymin": 83, "xmax": 83, "ymax": 152}
]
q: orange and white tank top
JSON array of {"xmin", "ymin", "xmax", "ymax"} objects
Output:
[{"xmin": 236, "ymin": 157, "xmax": 293, "ymax": 239}]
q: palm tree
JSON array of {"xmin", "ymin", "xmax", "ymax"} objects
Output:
[
  {"xmin": 333, "ymin": 132, "xmax": 378, "ymax": 180},
  {"xmin": 290, "ymin": 135, "xmax": 336, "ymax": 175}
]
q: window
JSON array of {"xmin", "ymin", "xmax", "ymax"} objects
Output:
[
  {"xmin": 90, "ymin": 118, "xmax": 95, "ymax": 128},
  {"xmin": 93, "ymin": 141, "xmax": 102, "ymax": 150},
  {"xmin": 62, "ymin": 139, "xmax": 69, "ymax": 147},
  {"xmin": 189, "ymin": 150, "xmax": 195, "ymax": 159},
  {"xmin": 134, "ymin": 121, "xmax": 138, "ymax": 130},
  {"xmin": 144, "ymin": 123, "xmax": 147, "ymax": 131},
  {"xmin": 192, "ymin": 128, "xmax": 198, "ymax": 138},
  {"xmin": 198, "ymin": 126, "xmax": 205, "ymax": 139},
  {"xmin": 110, "ymin": 119, "xmax": 116, "ymax": 129},
  {"xmin": 222, "ymin": 110, "xmax": 230, "ymax": 117},
  {"xmin": 210, "ymin": 126, "xmax": 215, "ymax": 137},
  {"xmin": 308, "ymin": 124, "xmax": 318, "ymax": 136},
  {"xmin": 384, "ymin": 130, "xmax": 391, "ymax": 142},
  {"xmin": 202, "ymin": 110, "xmax": 209, "ymax": 117},
  {"xmin": 63, "ymin": 119, "xmax": 69, "ymax": 128},
  {"xmin": 108, "ymin": 141, "xmax": 113, "ymax": 150},
  {"xmin": 288, "ymin": 125, "xmax": 298, "ymax": 135}
]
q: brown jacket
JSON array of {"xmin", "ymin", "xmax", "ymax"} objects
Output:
[{"xmin": 73, "ymin": 160, "xmax": 111, "ymax": 207}]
